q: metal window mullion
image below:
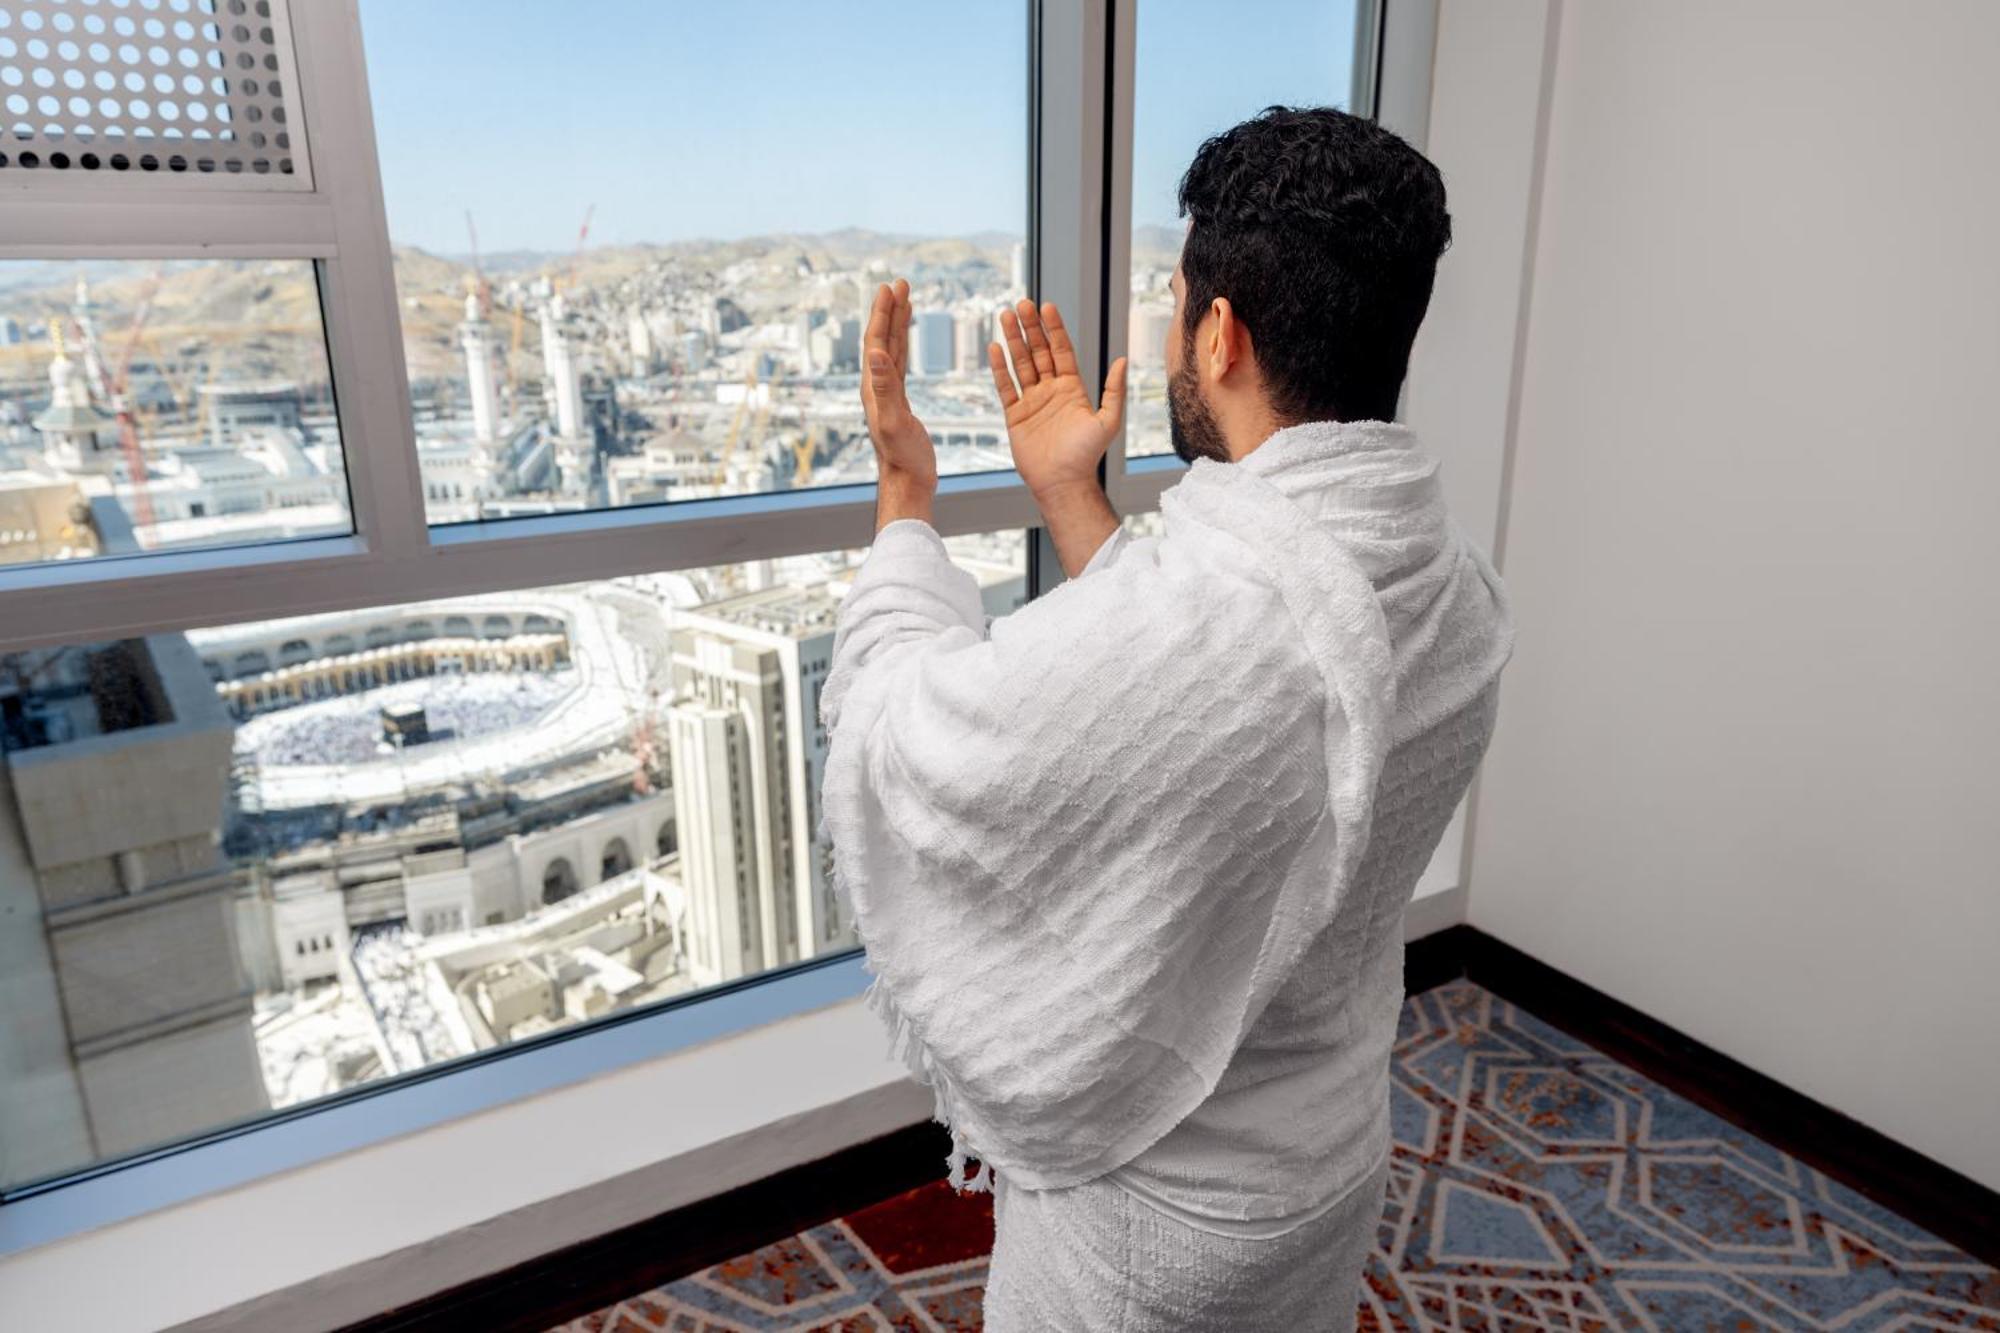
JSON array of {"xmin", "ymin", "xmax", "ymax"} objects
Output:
[
  {"xmin": 1100, "ymin": 0, "xmax": 1148, "ymax": 516},
  {"xmin": 288, "ymin": 0, "xmax": 428, "ymax": 568},
  {"xmin": 1352, "ymin": 0, "xmax": 1386, "ymax": 123},
  {"xmin": 1029, "ymin": 0, "xmax": 1115, "ymax": 597},
  {"xmin": 0, "ymin": 474, "xmax": 1045, "ymax": 653},
  {"xmin": 1374, "ymin": 0, "xmax": 1438, "ymax": 146},
  {"xmin": 1034, "ymin": 0, "xmax": 1108, "ymax": 455}
]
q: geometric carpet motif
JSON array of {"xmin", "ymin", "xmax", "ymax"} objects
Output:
[
  {"xmin": 552, "ymin": 981, "xmax": 1999, "ymax": 1331},
  {"xmin": 1364, "ymin": 982, "xmax": 1998, "ymax": 1331}
]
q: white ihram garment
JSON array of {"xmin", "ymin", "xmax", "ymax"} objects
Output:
[{"xmin": 817, "ymin": 419, "xmax": 1513, "ymax": 1329}]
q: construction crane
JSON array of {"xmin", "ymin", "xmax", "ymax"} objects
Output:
[
  {"xmin": 555, "ymin": 204, "xmax": 595, "ymax": 295},
  {"xmin": 71, "ymin": 271, "xmax": 165, "ymax": 530},
  {"xmin": 791, "ymin": 424, "xmax": 821, "ymax": 486}
]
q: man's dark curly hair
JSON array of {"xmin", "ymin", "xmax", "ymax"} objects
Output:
[{"xmin": 1176, "ymin": 105, "xmax": 1451, "ymax": 424}]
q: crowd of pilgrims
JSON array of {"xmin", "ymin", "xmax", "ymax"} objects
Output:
[{"xmin": 234, "ymin": 669, "xmax": 579, "ymax": 767}]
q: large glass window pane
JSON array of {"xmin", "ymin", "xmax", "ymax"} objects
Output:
[
  {"xmin": 0, "ymin": 259, "xmax": 351, "ymax": 568},
  {"xmin": 0, "ymin": 530, "xmax": 1024, "ymax": 1189},
  {"xmin": 359, "ymin": 1, "xmax": 1029, "ymax": 526},
  {"xmin": 1126, "ymin": 0, "xmax": 1361, "ymax": 459}
]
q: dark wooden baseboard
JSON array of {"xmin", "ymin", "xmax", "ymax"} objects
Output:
[
  {"xmin": 338, "ymin": 1118, "xmax": 953, "ymax": 1333},
  {"xmin": 337, "ymin": 924, "xmax": 1997, "ymax": 1330},
  {"xmin": 1404, "ymin": 920, "xmax": 1470, "ymax": 995}
]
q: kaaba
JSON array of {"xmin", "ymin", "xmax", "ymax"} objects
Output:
[{"xmin": 381, "ymin": 702, "xmax": 431, "ymax": 748}]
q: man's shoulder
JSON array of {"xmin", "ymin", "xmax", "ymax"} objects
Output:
[{"xmin": 988, "ymin": 537, "xmax": 1310, "ymax": 688}]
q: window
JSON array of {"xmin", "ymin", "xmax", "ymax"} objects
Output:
[
  {"xmin": 0, "ymin": 258, "xmax": 351, "ymax": 567},
  {"xmin": 1123, "ymin": 0, "xmax": 1366, "ymax": 459},
  {"xmin": 0, "ymin": 530, "xmax": 1024, "ymax": 1187},
  {"xmin": 358, "ymin": 0, "xmax": 1029, "ymax": 528},
  {"xmin": 0, "ymin": 0, "xmax": 1397, "ymax": 1240}
]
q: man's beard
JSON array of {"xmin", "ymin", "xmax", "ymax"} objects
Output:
[{"xmin": 1167, "ymin": 348, "xmax": 1231, "ymax": 464}]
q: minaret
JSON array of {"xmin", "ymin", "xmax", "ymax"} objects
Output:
[
  {"xmin": 539, "ymin": 295, "xmax": 588, "ymax": 492},
  {"xmin": 70, "ymin": 276, "xmax": 107, "ymax": 394},
  {"xmin": 457, "ymin": 286, "xmax": 501, "ymax": 450},
  {"xmin": 539, "ymin": 296, "xmax": 585, "ymax": 441},
  {"xmin": 35, "ymin": 323, "xmax": 116, "ymax": 474}
]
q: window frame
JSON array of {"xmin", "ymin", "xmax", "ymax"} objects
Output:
[
  {"xmin": 0, "ymin": 0, "xmax": 1406, "ymax": 1248},
  {"xmin": 0, "ymin": 0, "xmax": 1053, "ymax": 652}
]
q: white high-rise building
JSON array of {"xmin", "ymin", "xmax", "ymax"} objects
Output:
[
  {"xmin": 627, "ymin": 309, "xmax": 657, "ymax": 378},
  {"xmin": 955, "ymin": 310, "xmax": 991, "ymax": 374},
  {"xmin": 663, "ymin": 555, "xmax": 1026, "ymax": 990},
  {"xmin": 666, "ymin": 591, "xmax": 844, "ymax": 989},
  {"xmin": 1128, "ymin": 302, "xmax": 1174, "ymax": 371},
  {"xmin": 1009, "ymin": 238, "xmax": 1029, "ymax": 295},
  {"xmin": 680, "ymin": 329, "xmax": 708, "ymax": 374},
  {"xmin": 795, "ymin": 311, "xmax": 821, "ymax": 376},
  {"xmin": 458, "ymin": 290, "xmax": 502, "ymax": 448}
]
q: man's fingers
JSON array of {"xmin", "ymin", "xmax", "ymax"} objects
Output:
[
  {"xmin": 1097, "ymin": 356, "xmax": 1129, "ymax": 433},
  {"xmin": 999, "ymin": 308, "xmax": 1038, "ymax": 388},
  {"xmin": 863, "ymin": 283, "xmax": 894, "ymax": 370},
  {"xmin": 1016, "ymin": 298, "xmax": 1057, "ymax": 379},
  {"xmin": 868, "ymin": 347, "xmax": 901, "ymax": 400},
  {"xmin": 891, "ymin": 277, "xmax": 911, "ymax": 374},
  {"xmin": 1041, "ymin": 302, "xmax": 1080, "ymax": 377},
  {"xmin": 987, "ymin": 341, "xmax": 1020, "ymax": 408}
]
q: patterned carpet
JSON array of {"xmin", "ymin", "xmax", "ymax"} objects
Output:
[{"xmin": 552, "ymin": 980, "xmax": 1999, "ymax": 1331}]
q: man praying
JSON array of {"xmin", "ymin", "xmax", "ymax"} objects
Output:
[{"xmin": 817, "ymin": 106, "xmax": 1513, "ymax": 1331}]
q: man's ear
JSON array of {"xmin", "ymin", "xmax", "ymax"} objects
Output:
[{"xmin": 1208, "ymin": 297, "xmax": 1248, "ymax": 382}]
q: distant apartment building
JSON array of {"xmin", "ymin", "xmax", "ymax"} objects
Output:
[{"xmin": 908, "ymin": 310, "xmax": 956, "ymax": 377}]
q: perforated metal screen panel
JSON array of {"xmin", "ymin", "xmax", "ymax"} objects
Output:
[{"xmin": 0, "ymin": 0, "xmax": 309, "ymax": 188}]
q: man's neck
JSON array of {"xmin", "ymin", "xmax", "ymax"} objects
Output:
[{"xmin": 1223, "ymin": 408, "xmax": 1293, "ymax": 463}]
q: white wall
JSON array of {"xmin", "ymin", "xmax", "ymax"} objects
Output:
[{"xmin": 1457, "ymin": 0, "xmax": 2000, "ymax": 1190}]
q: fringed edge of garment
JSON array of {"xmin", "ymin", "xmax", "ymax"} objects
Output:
[
  {"xmin": 861, "ymin": 960, "xmax": 995, "ymax": 1195},
  {"xmin": 817, "ymin": 653, "xmax": 997, "ymax": 1196}
]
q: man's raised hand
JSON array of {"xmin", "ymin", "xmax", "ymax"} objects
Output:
[
  {"xmin": 861, "ymin": 278, "xmax": 937, "ymax": 485},
  {"xmin": 988, "ymin": 299, "xmax": 1128, "ymax": 500}
]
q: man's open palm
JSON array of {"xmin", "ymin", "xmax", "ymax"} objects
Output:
[
  {"xmin": 862, "ymin": 278, "xmax": 937, "ymax": 482},
  {"xmin": 989, "ymin": 299, "xmax": 1128, "ymax": 497}
]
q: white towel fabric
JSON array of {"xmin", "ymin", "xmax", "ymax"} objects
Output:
[
  {"xmin": 818, "ymin": 419, "xmax": 1512, "ymax": 1238},
  {"xmin": 984, "ymin": 1152, "xmax": 1390, "ymax": 1332}
]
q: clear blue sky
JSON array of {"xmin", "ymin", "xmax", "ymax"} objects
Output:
[
  {"xmin": 1133, "ymin": 0, "xmax": 1359, "ymax": 230},
  {"xmin": 359, "ymin": 0, "xmax": 1357, "ymax": 254}
]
